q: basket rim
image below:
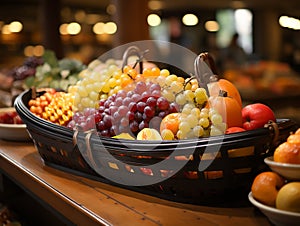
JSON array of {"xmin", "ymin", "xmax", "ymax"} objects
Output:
[{"xmin": 14, "ymin": 88, "xmax": 296, "ymax": 150}]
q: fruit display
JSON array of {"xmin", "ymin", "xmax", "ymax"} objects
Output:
[
  {"xmin": 273, "ymin": 128, "xmax": 300, "ymax": 164},
  {"xmin": 24, "ymin": 50, "xmax": 86, "ymax": 91},
  {"xmin": 26, "ymin": 49, "xmax": 281, "ymax": 141},
  {"xmin": 250, "ymin": 128, "xmax": 300, "ymax": 213},
  {"xmin": 0, "ymin": 108, "xmax": 23, "ymax": 124},
  {"xmin": 28, "ymin": 88, "xmax": 74, "ymax": 126},
  {"xmin": 223, "ymin": 60, "xmax": 300, "ymax": 97}
]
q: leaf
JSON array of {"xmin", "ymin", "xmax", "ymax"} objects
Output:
[
  {"xmin": 43, "ymin": 50, "xmax": 59, "ymax": 68},
  {"xmin": 24, "ymin": 76, "xmax": 35, "ymax": 89}
]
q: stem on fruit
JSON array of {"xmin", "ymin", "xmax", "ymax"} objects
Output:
[
  {"xmin": 122, "ymin": 46, "xmax": 149, "ymax": 74},
  {"xmin": 194, "ymin": 52, "xmax": 219, "ymax": 95}
]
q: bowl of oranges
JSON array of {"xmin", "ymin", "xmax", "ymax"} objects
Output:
[{"xmin": 249, "ymin": 128, "xmax": 300, "ymax": 225}]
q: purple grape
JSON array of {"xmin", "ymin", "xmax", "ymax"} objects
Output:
[
  {"xmin": 130, "ymin": 121, "xmax": 139, "ymax": 133},
  {"xmin": 103, "ymin": 115, "xmax": 112, "ymax": 128},
  {"xmin": 122, "ymin": 97, "xmax": 132, "ymax": 106},
  {"xmin": 137, "ymin": 102, "xmax": 146, "ymax": 112},
  {"xmin": 144, "ymin": 106, "xmax": 155, "ymax": 118},
  {"xmin": 146, "ymin": 96, "xmax": 157, "ymax": 108},
  {"xmin": 135, "ymin": 81, "xmax": 147, "ymax": 94},
  {"xmin": 139, "ymin": 121, "xmax": 149, "ymax": 130},
  {"xmin": 118, "ymin": 105, "xmax": 129, "ymax": 117},
  {"xmin": 128, "ymin": 102, "xmax": 137, "ymax": 112},
  {"xmin": 157, "ymin": 97, "xmax": 169, "ymax": 110}
]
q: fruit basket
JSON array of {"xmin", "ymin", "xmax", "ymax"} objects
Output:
[{"xmin": 14, "ymin": 88, "xmax": 298, "ymax": 206}]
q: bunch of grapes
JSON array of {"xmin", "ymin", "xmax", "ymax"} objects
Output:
[
  {"xmin": 28, "ymin": 89, "xmax": 74, "ymax": 126},
  {"xmin": 68, "ymin": 59, "xmax": 122, "ymax": 111},
  {"xmin": 145, "ymin": 68, "xmax": 207, "ymax": 110},
  {"xmin": 177, "ymin": 103, "xmax": 227, "ymax": 139},
  {"xmin": 68, "ymin": 80, "xmax": 179, "ymax": 137}
]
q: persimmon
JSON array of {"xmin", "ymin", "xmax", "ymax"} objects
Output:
[
  {"xmin": 208, "ymin": 90, "xmax": 243, "ymax": 128},
  {"xmin": 208, "ymin": 78, "xmax": 242, "ymax": 108}
]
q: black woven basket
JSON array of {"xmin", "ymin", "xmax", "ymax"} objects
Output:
[{"xmin": 14, "ymin": 88, "xmax": 298, "ymax": 206}]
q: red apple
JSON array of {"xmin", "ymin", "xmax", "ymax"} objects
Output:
[{"xmin": 242, "ymin": 103, "xmax": 276, "ymax": 130}]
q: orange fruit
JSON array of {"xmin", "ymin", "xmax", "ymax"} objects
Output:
[
  {"xmin": 208, "ymin": 91, "xmax": 243, "ymax": 128},
  {"xmin": 251, "ymin": 171, "xmax": 285, "ymax": 207},
  {"xmin": 287, "ymin": 134, "xmax": 300, "ymax": 144},
  {"xmin": 208, "ymin": 79, "xmax": 242, "ymax": 108},
  {"xmin": 160, "ymin": 113, "xmax": 181, "ymax": 135},
  {"xmin": 274, "ymin": 142, "xmax": 300, "ymax": 164}
]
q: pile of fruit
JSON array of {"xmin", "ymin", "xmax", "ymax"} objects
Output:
[
  {"xmin": 23, "ymin": 50, "xmax": 86, "ymax": 91},
  {"xmin": 27, "ymin": 51, "xmax": 278, "ymax": 141},
  {"xmin": 0, "ymin": 109, "xmax": 23, "ymax": 124},
  {"xmin": 251, "ymin": 128, "xmax": 300, "ymax": 213}
]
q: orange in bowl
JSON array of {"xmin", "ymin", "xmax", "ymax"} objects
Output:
[{"xmin": 251, "ymin": 171, "xmax": 285, "ymax": 207}]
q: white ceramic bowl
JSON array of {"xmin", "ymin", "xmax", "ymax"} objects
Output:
[
  {"xmin": 264, "ymin": 156, "xmax": 300, "ymax": 180},
  {"xmin": 0, "ymin": 108, "xmax": 31, "ymax": 141},
  {"xmin": 248, "ymin": 192, "xmax": 300, "ymax": 226}
]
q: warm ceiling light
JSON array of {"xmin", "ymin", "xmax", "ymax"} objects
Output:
[
  {"xmin": 182, "ymin": 14, "xmax": 198, "ymax": 26},
  {"xmin": 24, "ymin": 45, "xmax": 34, "ymax": 56},
  {"xmin": 9, "ymin": 21, "xmax": 23, "ymax": 32},
  {"xmin": 147, "ymin": 14, "xmax": 161, "ymax": 26},
  {"xmin": 33, "ymin": 45, "xmax": 45, "ymax": 57},
  {"xmin": 205, "ymin": 21, "xmax": 219, "ymax": 32},
  {"xmin": 93, "ymin": 22, "xmax": 105, "ymax": 34},
  {"xmin": 104, "ymin": 22, "xmax": 117, "ymax": 34},
  {"xmin": 59, "ymin": 23, "xmax": 68, "ymax": 35},
  {"xmin": 67, "ymin": 22, "xmax": 81, "ymax": 35},
  {"xmin": 279, "ymin": 15, "xmax": 300, "ymax": 30},
  {"xmin": 2, "ymin": 25, "xmax": 11, "ymax": 34}
]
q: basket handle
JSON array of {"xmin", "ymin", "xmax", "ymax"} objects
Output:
[
  {"xmin": 73, "ymin": 127, "xmax": 99, "ymax": 170},
  {"xmin": 264, "ymin": 120, "xmax": 280, "ymax": 148},
  {"xmin": 194, "ymin": 52, "xmax": 219, "ymax": 94},
  {"xmin": 121, "ymin": 46, "xmax": 148, "ymax": 74},
  {"xmin": 84, "ymin": 130, "xmax": 99, "ymax": 170}
]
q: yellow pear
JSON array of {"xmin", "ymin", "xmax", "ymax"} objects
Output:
[{"xmin": 276, "ymin": 182, "xmax": 300, "ymax": 213}]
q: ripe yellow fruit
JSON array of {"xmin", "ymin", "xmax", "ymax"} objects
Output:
[
  {"xmin": 137, "ymin": 128, "xmax": 162, "ymax": 140},
  {"xmin": 112, "ymin": 133, "xmax": 135, "ymax": 140},
  {"xmin": 276, "ymin": 182, "xmax": 300, "ymax": 213}
]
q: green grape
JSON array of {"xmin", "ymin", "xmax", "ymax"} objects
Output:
[
  {"xmin": 162, "ymin": 89, "xmax": 175, "ymax": 102},
  {"xmin": 165, "ymin": 74, "xmax": 178, "ymax": 86},
  {"xmin": 187, "ymin": 115, "xmax": 198, "ymax": 128},
  {"xmin": 175, "ymin": 93, "xmax": 186, "ymax": 106},
  {"xmin": 199, "ymin": 117, "xmax": 210, "ymax": 128},
  {"xmin": 210, "ymin": 125, "xmax": 223, "ymax": 136},
  {"xmin": 193, "ymin": 125, "xmax": 204, "ymax": 137},
  {"xmin": 210, "ymin": 113, "xmax": 223, "ymax": 125},
  {"xmin": 214, "ymin": 122, "xmax": 227, "ymax": 133},
  {"xmin": 170, "ymin": 81, "xmax": 183, "ymax": 93},
  {"xmin": 160, "ymin": 69, "xmax": 170, "ymax": 77},
  {"xmin": 183, "ymin": 90, "xmax": 195, "ymax": 102},
  {"xmin": 191, "ymin": 107, "xmax": 201, "ymax": 119},
  {"xmin": 179, "ymin": 121, "xmax": 191, "ymax": 134}
]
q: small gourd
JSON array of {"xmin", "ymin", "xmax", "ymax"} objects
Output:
[{"xmin": 208, "ymin": 90, "xmax": 243, "ymax": 128}]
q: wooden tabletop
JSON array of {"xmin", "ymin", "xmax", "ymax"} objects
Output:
[{"xmin": 0, "ymin": 140, "xmax": 271, "ymax": 226}]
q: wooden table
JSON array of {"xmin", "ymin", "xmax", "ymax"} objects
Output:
[{"xmin": 0, "ymin": 140, "xmax": 271, "ymax": 226}]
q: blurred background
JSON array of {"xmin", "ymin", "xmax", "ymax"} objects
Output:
[{"xmin": 0, "ymin": 0, "xmax": 300, "ymax": 123}]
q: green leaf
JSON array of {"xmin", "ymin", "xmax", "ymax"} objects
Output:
[{"xmin": 42, "ymin": 50, "xmax": 59, "ymax": 68}]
